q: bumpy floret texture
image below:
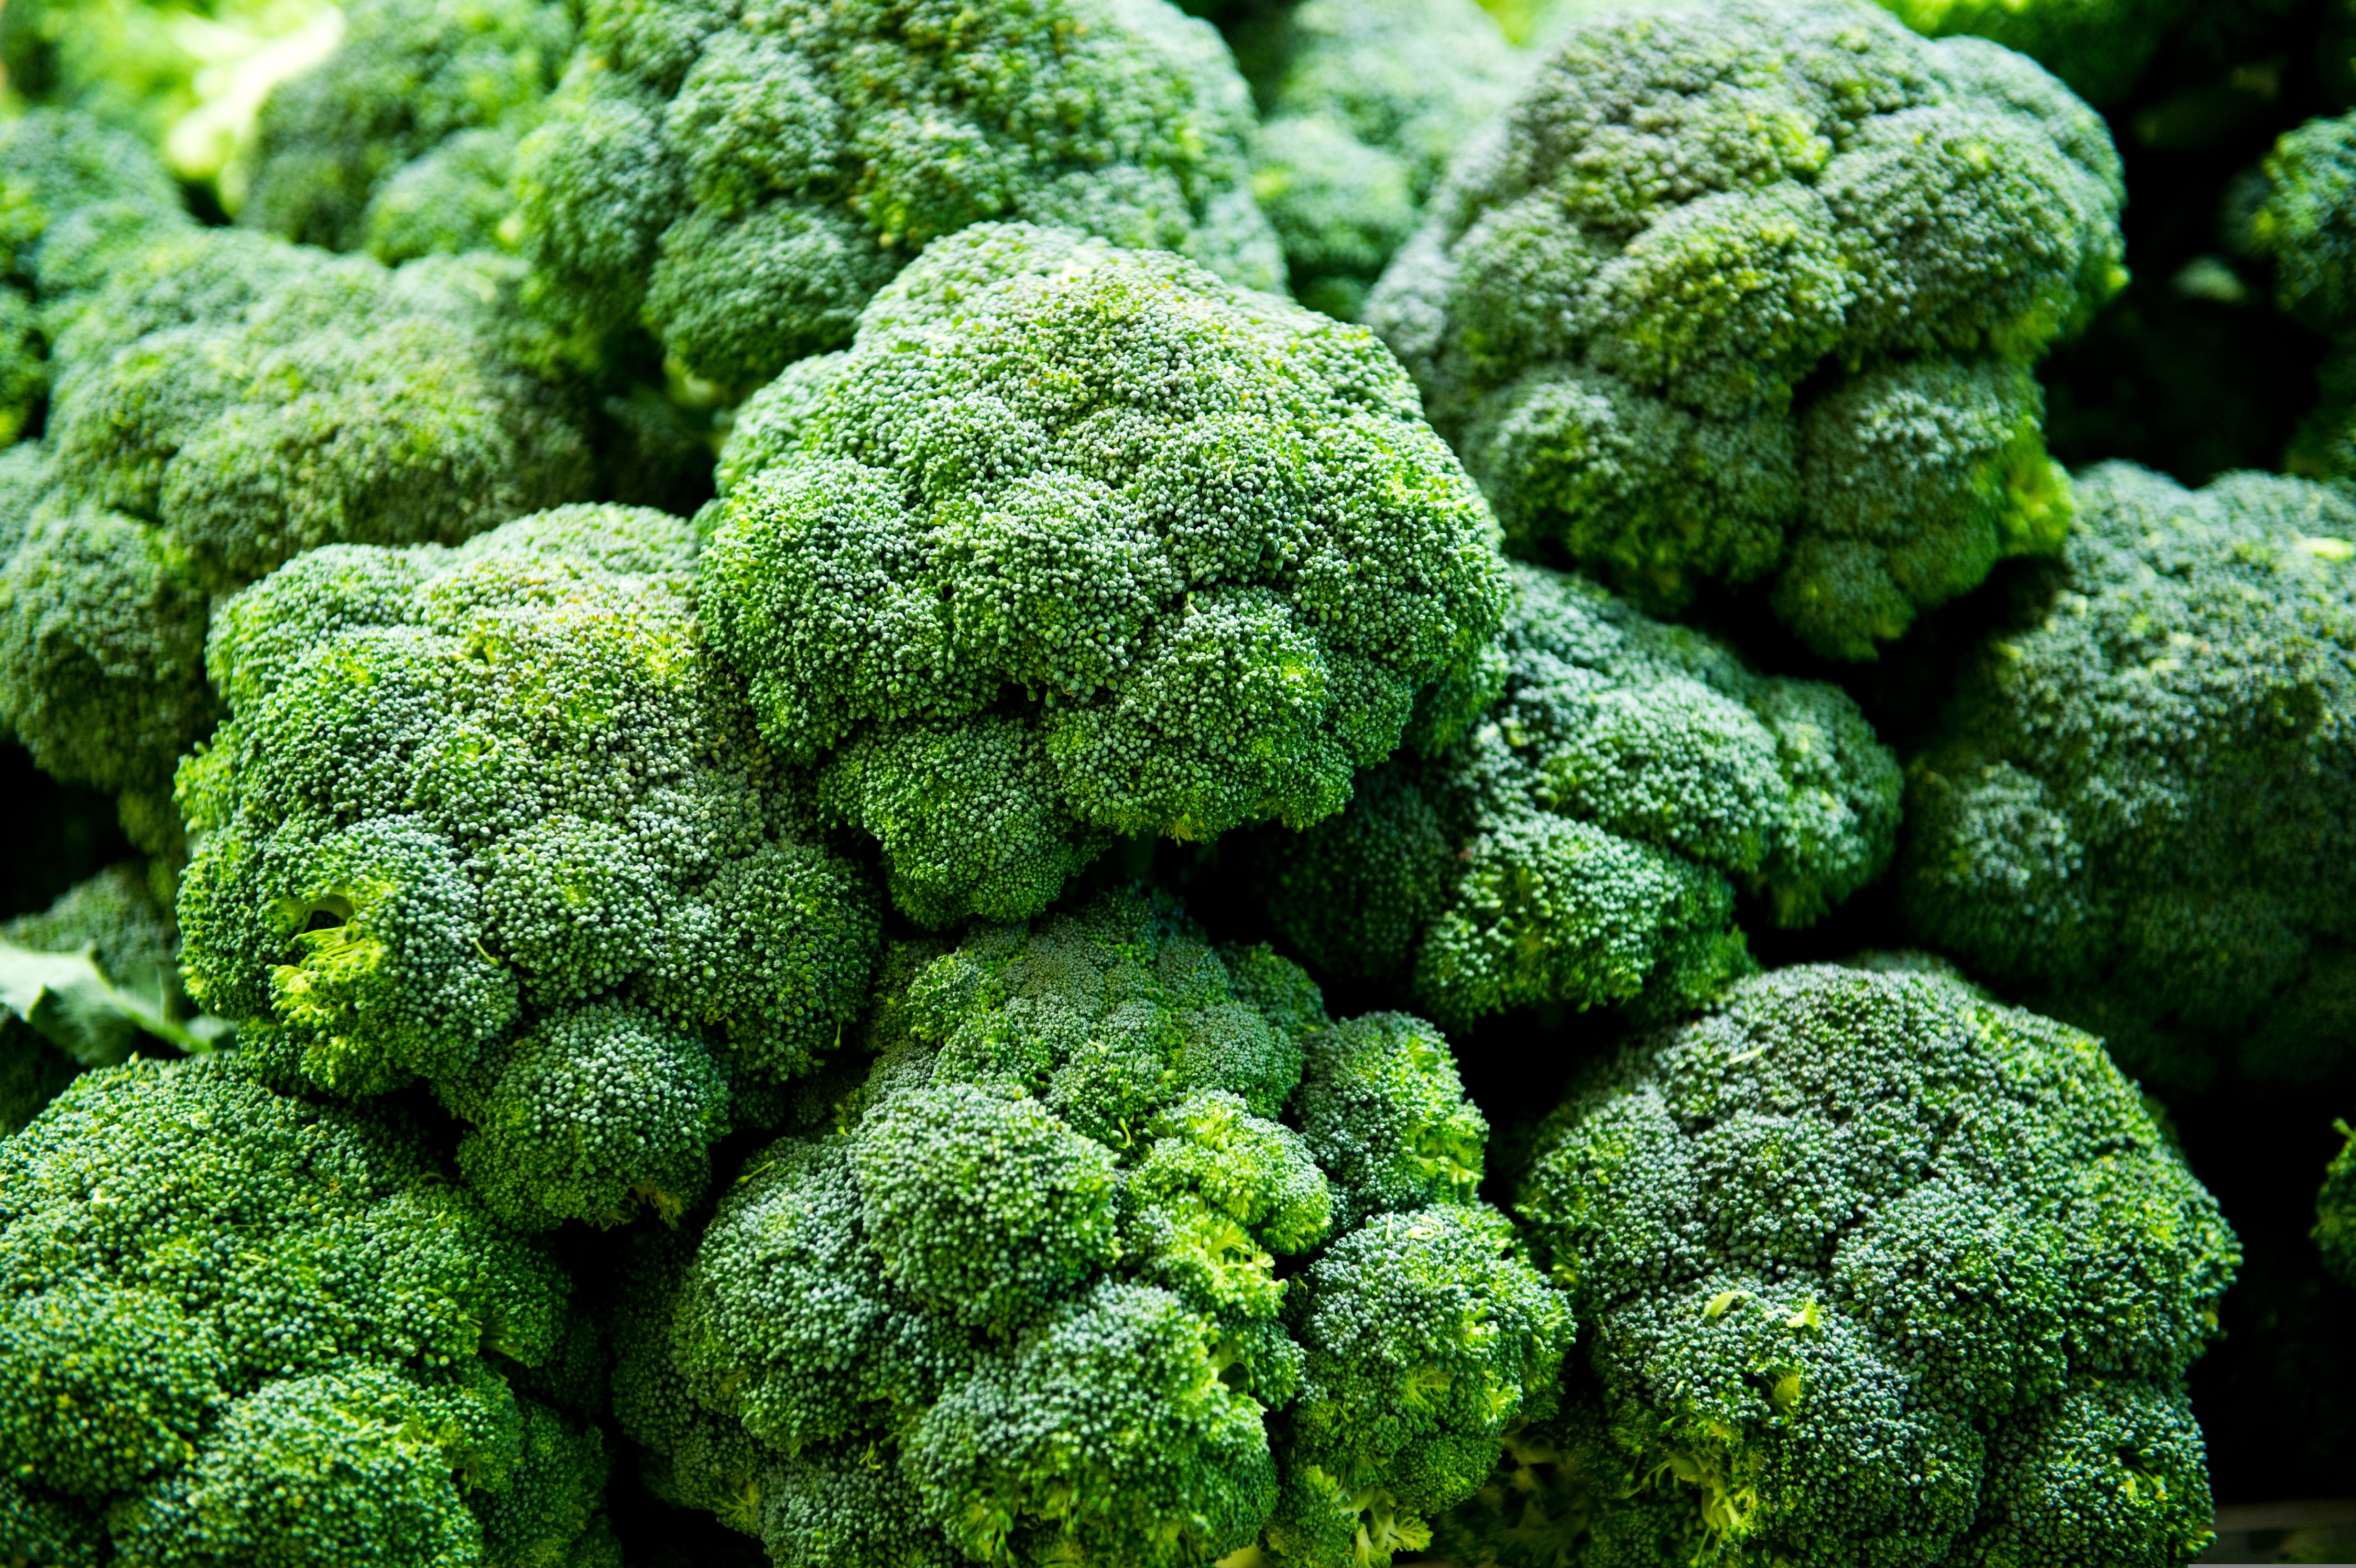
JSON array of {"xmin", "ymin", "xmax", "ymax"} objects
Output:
[
  {"xmin": 1365, "ymin": 0, "xmax": 2124, "ymax": 658},
  {"xmin": 0, "ymin": 1053, "xmax": 615, "ymax": 1567},
  {"xmin": 1260, "ymin": 562, "xmax": 1899, "ymax": 1029},
  {"xmin": 0, "ymin": 122, "xmax": 599, "ymax": 851},
  {"xmin": 1234, "ymin": 0, "xmax": 1527, "ymax": 320},
  {"xmin": 614, "ymin": 888, "xmax": 1571, "ymax": 1568},
  {"xmin": 1483, "ymin": 965, "xmax": 2236, "ymax": 1568},
  {"xmin": 702, "ymin": 223, "xmax": 1513, "ymax": 925},
  {"xmin": 1902, "ymin": 462, "xmax": 2356, "ymax": 1092},
  {"xmin": 238, "ymin": 0, "xmax": 578, "ymax": 261},
  {"xmin": 1868, "ymin": 0, "xmax": 2189, "ymax": 104},
  {"xmin": 515, "ymin": 0, "xmax": 1283, "ymax": 388},
  {"xmin": 2228, "ymin": 110, "xmax": 2356, "ymax": 336},
  {"xmin": 174, "ymin": 504, "xmax": 883, "ymax": 1230}
]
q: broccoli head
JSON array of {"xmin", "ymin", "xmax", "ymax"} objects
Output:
[
  {"xmin": 2321, "ymin": 1121, "xmax": 2356, "ymax": 1290},
  {"xmin": 1869, "ymin": 0, "xmax": 2189, "ymax": 104},
  {"xmin": 0, "ymin": 1053, "xmax": 617, "ymax": 1567},
  {"xmin": 1257, "ymin": 561, "xmax": 1899, "ymax": 1030},
  {"xmin": 0, "ymin": 121, "xmax": 600, "ymax": 852},
  {"xmin": 1233, "ymin": 0, "xmax": 1528, "ymax": 320},
  {"xmin": 238, "ymin": 0, "xmax": 579, "ymax": 261},
  {"xmin": 614, "ymin": 887, "xmax": 1571, "ymax": 1568},
  {"xmin": 1454, "ymin": 964, "xmax": 2236, "ymax": 1568},
  {"xmin": 1365, "ymin": 0, "xmax": 2123, "ymax": 658},
  {"xmin": 702, "ymin": 223, "xmax": 1513, "ymax": 926},
  {"xmin": 2227, "ymin": 109, "xmax": 2356, "ymax": 338},
  {"xmin": 1902, "ymin": 462, "xmax": 2356, "ymax": 1093},
  {"xmin": 514, "ymin": 0, "xmax": 1283, "ymax": 389},
  {"xmin": 174, "ymin": 503, "xmax": 883, "ymax": 1231}
]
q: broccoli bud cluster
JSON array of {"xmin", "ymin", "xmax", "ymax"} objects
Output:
[
  {"xmin": 616, "ymin": 889, "xmax": 1572, "ymax": 1568},
  {"xmin": 175, "ymin": 504, "xmax": 882, "ymax": 1231},
  {"xmin": 704, "ymin": 222, "xmax": 1513, "ymax": 925}
]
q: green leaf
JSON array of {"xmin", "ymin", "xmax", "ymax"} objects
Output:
[{"xmin": 0, "ymin": 937, "xmax": 213, "ymax": 1065}]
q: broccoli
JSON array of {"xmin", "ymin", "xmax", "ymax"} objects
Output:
[
  {"xmin": 0, "ymin": 0, "xmax": 342, "ymax": 193},
  {"xmin": 1901, "ymin": 462, "xmax": 2356, "ymax": 1093},
  {"xmin": 1868, "ymin": 0, "xmax": 2189, "ymax": 104},
  {"xmin": 0, "ymin": 115, "xmax": 600, "ymax": 854},
  {"xmin": 1364, "ymin": 0, "xmax": 2124, "ymax": 659},
  {"xmin": 1232, "ymin": 0, "xmax": 1527, "ymax": 321},
  {"xmin": 173, "ymin": 503, "xmax": 882, "ymax": 1232},
  {"xmin": 513, "ymin": 0, "xmax": 1284, "ymax": 391},
  {"xmin": 701, "ymin": 222, "xmax": 1512, "ymax": 926},
  {"xmin": 2222, "ymin": 109, "xmax": 2356, "ymax": 486},
  {"xmin": 237, "ymin": 0, "xmax": 579, "ymax": 262},
  {"xmin": 1436, "ymin": 963, "xmax": 2237, "ymax": 1568},
  {"xmin": 612, "ymin": 887, "xmax": 1571, "ymax": 1568},
  {"xmin": 2321, "ymin": 1121, "xmax": 2356, "ymax": 1290},
  {"xmin": 0, "ymin": 1052, "xmax": 620, "ymax": 1567},
  {"xmin": 1256, "ymin": 561, "xmax": 1899, "ymax": 1030}
]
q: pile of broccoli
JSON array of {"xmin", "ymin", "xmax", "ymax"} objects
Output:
[{"xmin": 6, "ymin": 0, "xmax": 2355, "ymax": 1557}]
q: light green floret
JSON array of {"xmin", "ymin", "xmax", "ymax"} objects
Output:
[
  {"xmin": 174, "ymin": 504, "xmax": 883, "ymax": 1231},
  {"xmin": 237, "ymin": 0, "xmax": 579, "ymax": 261},
  {"xmin": 515, "ymin": 0, "xmax": 1283, "ymax": 391},
  {"xmin": 1235, "ymin": 0, "xmax": 1528, "ymax": 320},
  {"xmin": 2320, "ymin": 1122, "xmax": 2356, "ymax": 1290},
  {"xmin": 1435, "ymin": 965, "xmax": 2237, "ymax": 1568},
  {"xmin": 1902, "ymin": 463, "xmax": 2356, "ymax": 1093},
  {"xmin": 1366, "ymin": 0, "xmax": 2122, "ymax": 658},
  {"xmin": 615, "ymin": 887, "xmax": 1572, "ymax": 1568},
  {"xmin": 0, "ymin": 1053, "xmax": 617, "ymax": 1568},
  {"xmin": 1259, "ymin": 562, "xmax": 1899, "ymax": 1029},
  {"xmin": 703, "ymin": 223, "xmax": 1513, "ymax": 926},
  {"xmin": 0, "ymin": 114, "xmax": 600, "ymax": 856}
]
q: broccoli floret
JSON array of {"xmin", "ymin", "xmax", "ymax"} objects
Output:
[
  {"xmin": 2227, "ymin": 109, "xmax": 2356, "ymax": 336},
  {"xmin": 1467, "ymin": 964, "xmax": 2236, "ymax": 1568},
  {"xmin": 174, "ymin": 503, "xmax": 883, "ymax": 1231},
  {"xmin": 1901, "ymin": 462, "xmax": 2356, "ymax": 1093},
  {"xmin": 1365, "ymin": 0, "xmax": 2125, "ymax": 658},
  {"xmin": 513, "ymin": 0, "xmax": 1283, "ymax": 389},
  {"xmin": 2321, "ymin": 1121, "xmax": 2356, "ymax": 1289},
  {"xmin": 0, "ymin": 0, "xmax": 341, "ymax": 191},
  {"xmin": 701, "ymin": 223, "xmax": 1512, "ymax": 926},
  {"xmin": 1233, "ymin": 0, "xmax": 1527, "ymax": 320},
  {"xmin": 618, "ymin": 887, "xmax": 1571, "ymax": 1568},
  {"xmin": 1257, "ymin": 562, "xmax": 1899, "ymax": 1029},
  {"xmin": 0, "ymin": 1053, "xmax": 616, "ymax": 1566},
  {"xmin": 0, "ymin": 122, "xmax": 600, "ymax": 852},
  {"xmin": 1869, "ymin": 0, "xmax": 2189, "ymax": 104},
  {"xmin": 238, "ymin": 0, "xmax": 578, "ymax": 261}
]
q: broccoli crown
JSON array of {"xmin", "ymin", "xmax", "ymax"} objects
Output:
[
  {"xmin": 1234, "ymin": 0, "xmax": 1527, "ymax": 320},
  {"xmin": 1869, "ymin": 0, "xmax": 2189, "ymax": 104},
  {"xmin": 702, "ymin": 222, "xmax": 1514, "ymax": 926},
  {"xmin": 0, "ymin": 1053, "xmax": 615, "ymax": 1567},
  {"xmin": 0, "ymin": 122, "xmax": 600, "ymax": 846},
  {"xmin": 1364, "ymin": 0, "xmax": 2123, "ymax": 658},
  {"xmin": 2320, "ymin": 1121, "xmax": 2356, "ymax": 1290},
  {"xmin": 239, "ymin": 0, "xmax": 579, "ymax": 261},
  {"xmin": 174, "ymin": 503, "xmax": 884, "ymax": 1230},
  {"xmin": 1488, "ymin": 964, "xmax": 2236, "ymax": 1568},
  {"xmin": 2227, "ymin": 109, "xmax": 2356, "ymax": 336},
  {"xmin": 1260, "ymin": 561, "xmax": 1899, "ymax": 1029},
  {"xmin": 514, "ymin": 0, "xmax": 1283, "ymax": 389},
  {"xmin": 616, "ymin": 887, "xmax": 1571, "ymax": 1568},
  {"xmin": 1902, "ymin": 462, "xmax": 2356, "ymax": 1092}
]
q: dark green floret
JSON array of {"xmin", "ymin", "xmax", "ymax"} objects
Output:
[
  {"xmin": 1868, "ymin": 0, "xmax": 2188, "ymax": 103},
  {"xmin": 614, "ymin": 887, "xmax": 1572, "ymax": 1568},
  {"xmin": 1439, "ymin": 964, "xmax": 2237, "ymax": 1568},
  {"xmin": 1258, "ymin": 562, "xmax": 1899, "ymax": 1029},
  {"xmin": 238, "ymin": 0, "xmax": 578, "ymax": 261},
  {"xmin": 175, "ymin": 503, "xmax": 883, "ymax": 1231},
  {"xmin": 1365, "ymin": 0, "xmax": 2121, "ymax": 658},
  {"xmin": 2320, "ymin": 1121, "xmax": 2356, "ymax": 1289},
  {"xmin": 1902, "ymin": 462, "xmax": 2356, "ymax": 1092},
  {"xmin": 0, "ymin": 1053, "xmax": 619, "ymax": 1567},
  {"xmin": 703, "ymin": 222, "xmax": 1513, "ymax": 926},
  {"xmin": 515, "ymin": 0, "xmax": 1283, "ymax": 389}
]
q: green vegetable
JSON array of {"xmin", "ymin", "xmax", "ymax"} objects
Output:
[
  {"xmin": 1366, "ymin": 0, "xmax": 2121, "ymax": 658},
  {"xmin": 702, "ymin": 222, "xmax": 1512, "ymax": 926},
  {"xmin": 175, "ymin": 503, "xmax": 882, "ymax": 1231}
]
